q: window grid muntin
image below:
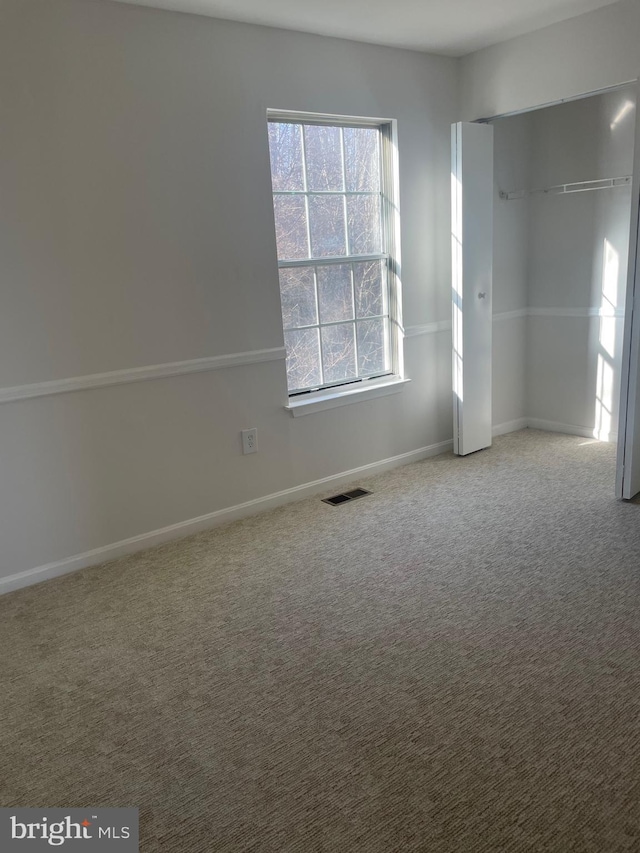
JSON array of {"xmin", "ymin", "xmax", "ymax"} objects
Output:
[
  {"xmin": 274, "ymin": 190, "xmax": 381, "ymax": 195},
  {"xmin": 287, "ymin": 321, "xmax": 391, "ymax": 394},
  {"xmin": 299, "ymin": 123, "xmax": 312, "ymax": 258},
  {"xmin": 340, "ymin": 128, "xmax": 350, "ymax": 256},
  {"xmin": 281, "ymin": 257, "xmax": 390, "ymax": 394},
  {"xmin": 270, "ymin": 117, "xmax": 393, "ymax": 395},
  {"xmin": 274, "ymin": 193, "xmax": 383, "ymax": 262},
  {"xmin": 281, "ymin": 260, "xmax": 389, "ymax": 330}
]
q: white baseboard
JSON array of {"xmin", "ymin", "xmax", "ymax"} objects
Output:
[
  {"xmin": 492, "ymin": 416, "xmax": 615, "ymax": 443},
  {"xmin": 2, "ymin": 418, "xmax": 612, "ymax": 597},
  {"xmin": 492, "ymin": 418, "xmax": 528, "ymax": 436},
  {"xmin": 0, "ymin": 438, "xmax": 453, "ymax": 596},
  {"xmin": 526, "ymin": 418, "xmax": 614, "ymax": 442}
]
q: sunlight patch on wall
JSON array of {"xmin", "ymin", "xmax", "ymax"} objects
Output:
[
  {"xmin": 610, "ymin": 100, "xmax": 634, "ymax": 131},
  {"xmin": 594, "ymin": 239, "xmax": 620, "ymax": 441}
]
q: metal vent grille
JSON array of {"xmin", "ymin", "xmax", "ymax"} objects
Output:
[{"xmin": 322, "ymin": 488, "xmax": 372, "ymax": 506}]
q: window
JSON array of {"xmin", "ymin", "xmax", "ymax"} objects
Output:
[{"xmin": 267, "ymin": 112, "xmax": 401, "ymax": 397}]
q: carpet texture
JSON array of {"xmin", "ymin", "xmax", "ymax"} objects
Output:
[{"xmin": 2, "ymin": 429, "xmax": 640, "ymax": 851}]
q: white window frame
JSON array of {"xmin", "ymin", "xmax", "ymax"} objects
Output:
[{"xmin": 267, "ymin": 110, "xmax": 405, "ymax": 414}]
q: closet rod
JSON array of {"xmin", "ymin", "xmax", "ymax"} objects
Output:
[{"xmin": 499, "ymin": 175, "xmax": 632, "ymax": 200}]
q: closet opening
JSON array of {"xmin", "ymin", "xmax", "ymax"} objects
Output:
[{"xmin": 489, "ymin": 84, "xmax": 637, "ymax": 473}]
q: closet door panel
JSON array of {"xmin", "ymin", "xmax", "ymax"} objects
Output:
[{"xmin": 451, "ymin": 122, "xmax": 494, "ymax": 456}]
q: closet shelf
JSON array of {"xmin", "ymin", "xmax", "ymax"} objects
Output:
[{"xmin": 499, "ymin": 175, "xmax": 631, "ymax": 200}]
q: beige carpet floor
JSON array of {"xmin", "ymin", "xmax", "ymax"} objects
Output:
[{"xmin": 2, "ymin": 429, "xmax": 640, "ymax": 851}]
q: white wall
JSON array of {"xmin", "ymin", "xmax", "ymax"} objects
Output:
[
  {"xmin": 0, "ymin": 0, "xmax": 458, "ymax": 585},
  {"xmin": 460, "ymin": 0, "xmax": 640, "ymax": 121}
]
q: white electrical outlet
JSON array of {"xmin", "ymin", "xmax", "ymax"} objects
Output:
[{"xmin": 241, "ymin": 428, "xmax": 258, "ymax": 454}]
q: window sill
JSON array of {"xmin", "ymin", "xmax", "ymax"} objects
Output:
[{"xmin": 284, "ymin": 376, "xmax": 410, "ymax": 417}]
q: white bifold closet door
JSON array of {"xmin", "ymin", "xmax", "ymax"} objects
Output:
[{"xmin": 451, "ymin": 122, "xmax": 494, "ymax": 456}]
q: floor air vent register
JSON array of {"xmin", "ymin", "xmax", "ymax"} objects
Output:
[{"xmin": 322, "ymin": 488, "xmax": 372, "ymax": 506}]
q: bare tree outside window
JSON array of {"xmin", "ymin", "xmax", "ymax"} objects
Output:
[{"xmin": 268, "ymin": 116, "xmax": 395, "ymax": 394}]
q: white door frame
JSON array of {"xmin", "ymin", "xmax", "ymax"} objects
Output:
[{"xmin": 617, "ymin": 82, "xmax": 640, "ymax": 498}]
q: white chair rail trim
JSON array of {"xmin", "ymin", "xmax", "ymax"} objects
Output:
[
  {"xmin": 0, "ymin": 347, "xmax": 287, "ymax": 404},
  {"xmin": 404, "ymin": 306, "xmax": 624, "ymax": 338}
]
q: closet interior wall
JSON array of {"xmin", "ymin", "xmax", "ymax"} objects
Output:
[{"xmin": 492, "ymin": 87, "xmax": 636, "ymax": 440}]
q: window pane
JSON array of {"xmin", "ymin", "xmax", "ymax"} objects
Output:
[
  {"xmin": 354, "ymin": 260, "xmax": 385, "ymax": 318},
  {"xmin": 317, "ymin": 264, "xmax": 353, "ymax": 324},
  {"xmin": 273, "ymin": 195, "xmax": 308, "ymax": 260},
  {"xmin": 279, "ymin": 267, "xmax": 318, "ymax": 329},
  {"xmin": 344, "ymin": 127, "xmax": 380, "ymax": 192},
  {"xmin": 268, "ymin": 118, "xmax": 394, "ymax": 395},
  {"xmin": 357, "ymin": 318, "xmax": 389, "ymax": 376},
  {"xmin": 347, "ymin": 195, "xmax": 382, "ymax": 255},
  {"xmin": 321, "ymin": 324, "xmax": 357, "ymax": 384},
  {"xmin": 268, "ymin": 123, "xmax": 304, "ymax": 191},
  {"xmin": 304, "ymin": 125, "xmax": 344, "ymax": 191},
  {"xmin": 308, "ymin": 195, "xmax": 346, "ymax": 257},
  {"xmin": 284, "ymin": 328, "xmax": 322, "ymax": 391}
]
